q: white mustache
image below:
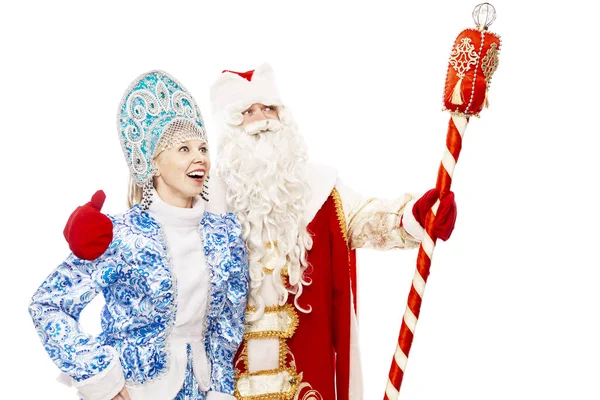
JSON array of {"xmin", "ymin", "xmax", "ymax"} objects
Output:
[{"xmin": 243, "ymin": 119, "xmax": 282, "ymax": 136}]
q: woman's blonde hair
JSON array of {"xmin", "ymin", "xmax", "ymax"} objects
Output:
[{"xmin": 128, "ymin": 176, "xmax": 143, "ymax": 208}]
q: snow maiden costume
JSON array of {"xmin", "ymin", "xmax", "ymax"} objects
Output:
[{"xmin": 28, "ymin": 71, "xmax": 249, "ymax": 400}]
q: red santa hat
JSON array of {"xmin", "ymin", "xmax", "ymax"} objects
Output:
[{"xmin": 210, "ymin": 63, "xmax": 283, "ymax": 117}]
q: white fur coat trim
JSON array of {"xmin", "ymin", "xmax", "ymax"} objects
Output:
[{"xmin": 303, "ymin": 162, "xmax": 338, "ymax": 224}]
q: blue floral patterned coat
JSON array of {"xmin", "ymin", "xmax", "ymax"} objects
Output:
[{"xmin": 28, "ymin": 205, "xmax": 248, "ymax": 395}]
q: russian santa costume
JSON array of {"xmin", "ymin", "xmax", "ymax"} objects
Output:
[{"xmin": 209, "ymin": 64, "xmax": 425, "ymax": 400}]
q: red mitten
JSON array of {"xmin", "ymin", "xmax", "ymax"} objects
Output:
[
  {"xmin": 63, "ymin": 190, "xmax": 113, "ymax": 260},
  {"xmin": 412, "ymin": 188, "xmax": 457, "ymax": 241}
]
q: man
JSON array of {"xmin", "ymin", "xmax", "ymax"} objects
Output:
[
  {"xmin": 64, "ymin": 63, "xmax": 456, "ymax": 399},
  {"xmin": 207, "ymin": 63, "xmax": 456, "ymax": 399}
]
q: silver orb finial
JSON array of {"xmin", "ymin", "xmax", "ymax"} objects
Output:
[{"xmin": 472, "ymin": 3, "xmax": 496, "ymax": 30}]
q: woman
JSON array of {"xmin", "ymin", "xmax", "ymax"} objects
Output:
[{"xmin": 28, "ymin": 70, "xmax": 248, "ymax": 400}]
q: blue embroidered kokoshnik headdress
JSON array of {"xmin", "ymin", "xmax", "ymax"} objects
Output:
[{"xmin": 117, "ymin": 70, "xmax": 207, "ymax": 187}]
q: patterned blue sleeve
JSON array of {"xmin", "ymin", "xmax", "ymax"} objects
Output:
[
  {"xmin": 207, "ymin": 213, "xmax": 249, "ymax": 394},
  {"xmin": 28, "ymin": 245, "xmax": 120, "ymax": 382}
]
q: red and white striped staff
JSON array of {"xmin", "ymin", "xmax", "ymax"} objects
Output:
[{"xmin": 384, "ymin": 3, "xmax": 502, "ymax": 399}]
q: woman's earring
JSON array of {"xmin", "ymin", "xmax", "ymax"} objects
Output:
[
  {"xmin": 151, "ymin": 161, "xmax": 160, "ymax": 177},
  {"xmin": 141, "ymin": 180, "xmax": 154, "ymax": 210},
  {"xmin": 200, "ymin": 174, "xmax": 210, "ymax": 202}
]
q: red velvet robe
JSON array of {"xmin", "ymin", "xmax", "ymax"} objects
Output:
[{"xmin": 234, "ymin": 190, "xmax": 358, "ymax": 399}]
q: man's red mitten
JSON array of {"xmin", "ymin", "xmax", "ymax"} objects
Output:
[
  {"xmin": 63, "ymin": 190, "xmax": 113, "ymax": 260},
  {"xmin": 411, "ymin": 188, "xmax": 457, "ymax": 241}
]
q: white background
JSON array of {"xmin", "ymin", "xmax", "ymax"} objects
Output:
[{"xmin": 2, "ymin": 0, "xmax": 599, "ymax": 399}]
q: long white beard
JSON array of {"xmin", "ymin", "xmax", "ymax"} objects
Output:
[{"xmin": 215, "ymin": 116, "xmax": 314, "ymax": 320}]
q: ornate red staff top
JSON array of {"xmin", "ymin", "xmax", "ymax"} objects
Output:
[{"xmin": 443, "ymin": 3, "xmax": 501, "ymax": 117}]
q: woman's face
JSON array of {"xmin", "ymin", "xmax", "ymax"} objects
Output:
[{"xmin": 153, "ymin": 139, "xmax": 210, "ymax": 208}]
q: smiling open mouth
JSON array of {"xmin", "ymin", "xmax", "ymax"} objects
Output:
[{"xmin": 187, "ymin": 171, "xmax": 205, "ymax": 179}]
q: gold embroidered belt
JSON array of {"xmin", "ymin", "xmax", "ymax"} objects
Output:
[
  {"xmin": 245, "ymin": 303, "xmax": 299, "ymax": 340},
  {"xmin": 236, "ymin": 368, "xmax": 303, "ymax": 399}
]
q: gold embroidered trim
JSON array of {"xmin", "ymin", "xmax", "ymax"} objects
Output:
[
  {"xmin": 331, "ymin": 188, "xmax": 348, "ymax": 244},
  {"xmin": 234, "ymin": 342, "xmax": 322, "ymax": 400},
  {"xmin": 246, "ymin": 304, "xmax": 288, "ymax": 313},
  {"xmin": 449, "ymin": 37, "xmax": 479, "ymax": 79},
  {"xmin": 331, "ymin": 188, "xmax": 352, "ymax": 270},
  {"xmin": 234, "ymin": 338, "xmax": 292, "ymax": 378},
  {"xmin": 294, "ymin": 386, "xmax": 324, "ymax": 400},
  {"xmin": 235, "ymin": 367, "xmax": 302, "ymax": 400},
  {"xmin": 279, "ymin": 337, "xmax": 288, "ymax": 368},
  {"xmin": 235, "ymin": 324, "xmax": 323, "ymax": 399},
  {"xmin": 245, "ymin": 304, "xmax": 299, "ymax": 340},
  {"xmin": 481, "ymin": 42, "xmax": 499, "ymax": 83}
]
